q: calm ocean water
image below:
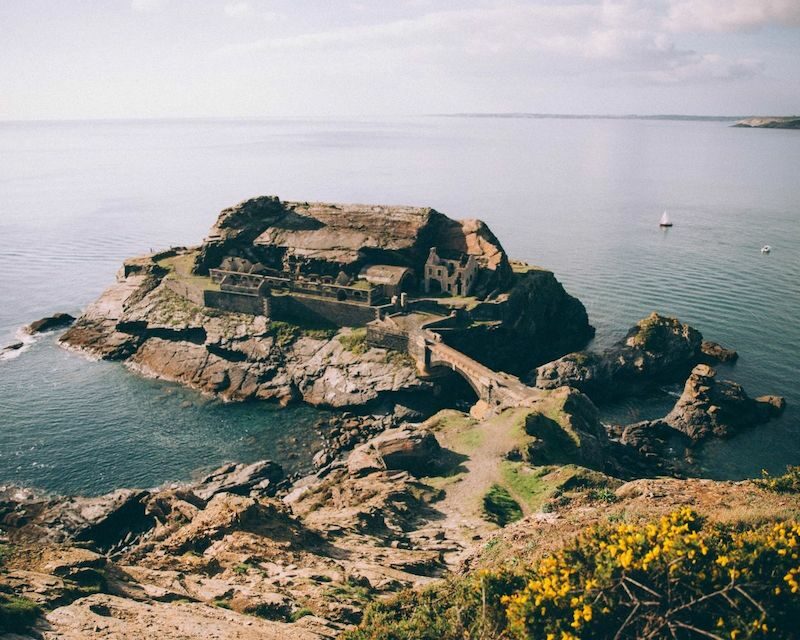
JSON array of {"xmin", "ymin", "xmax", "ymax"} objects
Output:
[{"xmin": 0, "ymin": 117, "xmax": 798, "ymax": 494}]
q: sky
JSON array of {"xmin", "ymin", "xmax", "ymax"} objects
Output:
[{"xmin": 1, "ymin": 0, "xmax": 799, "ymax": 119}]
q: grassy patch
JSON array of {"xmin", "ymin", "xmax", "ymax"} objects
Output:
[
  {"xmin": 588, "ymin": 487, "xmax": 619, "ymax": 503},
  {"xmin": 455, "ymin": 425, "xmax": 484, "ymax": 452},
  {"xmin": 483, "ymin": 484, "xmax": 523, "ymax": 527},
  {"xmin": 290, "ymin": 607, "xmax": 314, "ymax": 622},
  {"xmin": 0, "ymin": 593, "xmax": 41, "ymax": 634},
  {"xmin": 384, "ymin": 350, "xmax": 415, "ymax": 367},
  {"xmin": 500, "ymin": 462, "xmax": 552, "ymax": 511},
  {"xmin": 338, "ymin": 327, "xmax": 368, "ymax": 354}
]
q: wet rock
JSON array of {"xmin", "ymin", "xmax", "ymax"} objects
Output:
[
  {"xmin": 25, "ymin": 312, "xmax": 75, "ymax": 334},
  {"xmin": 2, "ymin": 341, "xmax": 24, "ymax": 352},
  {"xmin": 700, "ymin": 340, "xmax": 738, "ymax": 363}
]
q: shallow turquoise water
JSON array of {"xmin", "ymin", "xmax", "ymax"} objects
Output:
[{"xmin": 0, "ymin": 117, "xmax": 797, "ymax": 492}]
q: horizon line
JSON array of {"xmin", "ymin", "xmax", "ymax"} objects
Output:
[{"xmin": 0, "ymin": 112, "xmax": 790, "ymax": 125}]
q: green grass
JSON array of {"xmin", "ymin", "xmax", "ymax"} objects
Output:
[
  {"xmin": 0, "ymin": 593, "xmax": 41, "ymax": 634},
  {"xmin": 483, "ymin": 484, "xmax": 523, "ymax": 527},
  {"xmin": 338, "ymin": 327, "xmax": 368, "ymax": 354},
  {"xmin": 588, "ymin": 487, "xmax": 619, "ymax": 503},
  {"xmin": 500, "ymin": 462, "xmax": 552, "ymax": 511},
  {"xmin": 454, "ymin": 426, "xmax": 484, "ymax": 452},
  {"xmin": 290, "ymin": 607, "xmax": 314, "ymax": 622}
]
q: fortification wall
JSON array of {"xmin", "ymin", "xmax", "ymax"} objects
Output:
[
  {"xmin": 204, "ymin": 290, "xmax": 267, "ymax": 315},
  {"xmin": 366, "ymin": 325, "xmax": 409, "ymax": 351},
  {"xmin": 270, "ymin": 294, "xmax": 378, "ymax": 327}
]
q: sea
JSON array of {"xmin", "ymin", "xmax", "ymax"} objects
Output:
[{"xmin": 0, "ymin": 116, "xmax": 797, "ymax": 495}]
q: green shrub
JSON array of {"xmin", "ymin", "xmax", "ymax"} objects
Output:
[
  {"xmin": 269, "ymin": 321, "xmax": 301, "ymax": 348},
  {"xmin": 0, "ymin": 593, "xmax": 41, "ymax": 634},
  {"xmin": 290, "ymin": 607, "xmax": 314, "ymax": 622},
  {"xmin": 756, "ymin": 466, "xmax": 800, "ymax": 493},
  {"xmin": 483, "ymin": 484, "xmax": 523, "ymax": 527},
  {"xmin": 347, "ymin": 508, "xmax": 800, "ymax": 640},
  {"xmin": 588, "ymin": 487, "xmax": 619, "ymax": 503},
  {"xmin": 338, "ymin": 328, "xmax": 368, "ymax": 355}
]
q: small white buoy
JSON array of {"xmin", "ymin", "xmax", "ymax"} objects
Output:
[{"xmin": 761, "ymin": 245, "xmax": 771, "ymax": 254}]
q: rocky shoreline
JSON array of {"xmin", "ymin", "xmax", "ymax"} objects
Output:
[{"xmin": 0, "ymin": 197, "xmax": 789, "ymax": 639}]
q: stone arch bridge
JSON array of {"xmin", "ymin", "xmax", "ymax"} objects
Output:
[{"xmin": 417, "ymin": 330, "xmax": 542, "ymax": 413}]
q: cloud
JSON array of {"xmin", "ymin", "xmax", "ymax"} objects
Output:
[
  {"xmin": 131, "ymin": 0, "xmax": 163, "ymax": 12},
  {"xmin": 665, "ymin": 0, "xmax": 800, "ymax": 32},
  {"xmin": 224, "ymin": 2, "xmax": 251, "ymax": 18},
  {"xmin": 214, "ymin": 1, "xmax": 785, "ymax": 89}
]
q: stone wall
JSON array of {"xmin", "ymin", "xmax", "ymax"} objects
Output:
[
  {"xmin": 270, "ymin": 294, "xmax": 378, "ymax": 327},
  {"xmin": 366, "ymin": 324, "xmax": 409, "ymax": 351},
  {"xmin": 203, "ymin": 290, "xmax": 267, "ymax": 315}
]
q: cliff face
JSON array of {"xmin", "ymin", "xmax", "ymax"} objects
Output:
[
  {"xmin": 442, "ymin": 268, "xmax": 594, "ymax": 375},
  {"xmin": 60, "ymin": 267, "xmax": 430, "ymax": 409},
  {"xmin": 193, "ymin": 196, "xmax": 514, "ymax": 297}
]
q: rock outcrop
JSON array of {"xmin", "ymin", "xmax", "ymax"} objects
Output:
[
  {"xmin": 439, "ymin": 268, "xmax": 594, "ymax": 375},
  {"xmin": 611, "ymin": 364, "xmax": 786, "ymax": 466},
  {"xmin": 61, "ymin": 271, "xmax": 430, "ymax": 408},
  {"xmin": 25, "ymin": 312, "xmax": 76, "ymax": 334},
  {"xmin": 662, "ymin": 364, "xmax": 785, "ymax": 441},
  {"xmin": 193, "ymin": 196, "xmax": 514, "ymax": 297},
  {"xmin": 534, "ymin": 313, "xmax": 705, "ymax": 400}
]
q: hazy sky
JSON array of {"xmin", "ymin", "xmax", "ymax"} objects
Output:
[{"xmin": 2, "ymin": 0, "xmax": 799, "ymax": 119}]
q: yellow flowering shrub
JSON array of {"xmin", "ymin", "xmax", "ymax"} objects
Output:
[
  {"xmin": 504, "ymin": 508, "xmax": 800, "ymax": 639},
  {"xmin": 346, "ymin": 509, "xmax": 800, "ymax": 640}
]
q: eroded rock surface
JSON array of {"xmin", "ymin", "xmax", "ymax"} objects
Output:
[
  {"xmin": 193, "ymin": 196, "xmax": 514, "ymax": 297},
  {"xmin": 61, "ymin": 275, "xmax": 429, "ymax": 408}
]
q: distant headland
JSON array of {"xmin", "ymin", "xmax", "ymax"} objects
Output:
[
  {"xmin": 732, "ymin": 116, "xmax": 800, "ymax": 129},
  {"xmin": 438, "ymin": 113, "xmax": 800, "ymax": 127}
]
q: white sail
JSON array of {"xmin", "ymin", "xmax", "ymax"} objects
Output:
[{"xmin": 659, "ymin": 210, "xmax": 672, "ymax": 226}]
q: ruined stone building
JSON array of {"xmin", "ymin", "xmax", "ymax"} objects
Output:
[{"xmin": 424, "ymin": 247, "xmax": 478, "ymax": 296}]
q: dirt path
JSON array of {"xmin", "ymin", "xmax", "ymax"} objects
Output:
[{"xmin": 423, "ymin": 409, "xmax": 530, "ymax": 562}]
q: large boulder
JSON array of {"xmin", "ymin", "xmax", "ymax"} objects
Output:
[
  {"xmin": 439, "ymin": 268, "xmax": 594, "ymax": 375},
  {"xmin": 347, "ymin": 429, "xmax": 441, "ymax": 476},
  {"xmin": 663, "ymin": 364, "xmax": 785, "ymax": 441}
]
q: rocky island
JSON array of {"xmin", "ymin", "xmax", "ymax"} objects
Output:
[{"xmin": 1, "ymin": 196, "xmax": 794, "ymax": 639}]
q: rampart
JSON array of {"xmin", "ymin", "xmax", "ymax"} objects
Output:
[{"xmin": 269, "ymin": 294, "xmax": 379, "ymax": 327}]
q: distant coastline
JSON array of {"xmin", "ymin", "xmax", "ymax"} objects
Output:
[{"xmin": 437, "ymin": 112, "xmax": 747, "ymax": 122}]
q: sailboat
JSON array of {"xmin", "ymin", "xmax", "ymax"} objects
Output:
[{"xmin": 659, "ymin": 210, "xmax": 673, "ymax": 227}]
